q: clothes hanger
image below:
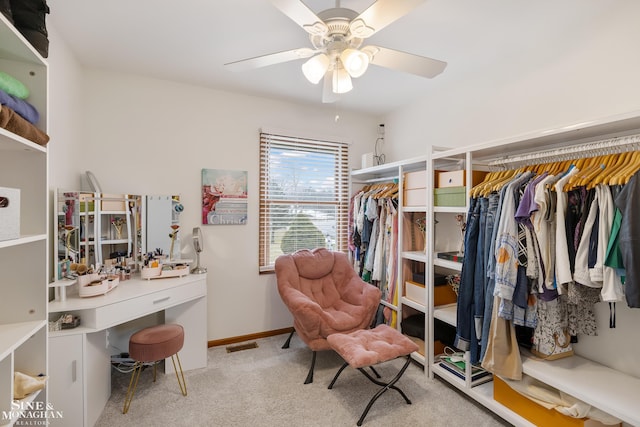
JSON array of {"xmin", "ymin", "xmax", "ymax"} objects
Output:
[
  {"xmin": 541, "ymin": 160, "xmax": 560, "ymax": 175},
  {"xmin": 574, "ymin": 154, "xmax": 613, "ymax": 188},
  {"xmin": 620, "ymin": 151, "xmax": 640, "ymax": 184},
  {"xmin": 558, "ymin": 157, "xmax": 583, "ymax": 186},
  {"xmin": 485, "ymin": 169, "xmax": 518, "ymax": 196},
  {"xmin": 471, "ymin": 169, "xmax": 510, "ymax": 197},
  {"xmin": 537, "ymin": 162, "xmax": 553, "ymax": 174},
  {"xmin": 574, "ymin": 156, "xmax": 590, "ymax": 170},
  {"xmin": 588, "ymin": 152, "xmax": 624, "ymax": 189},
  {"xmin": 609, "ymin": 151, "xmax": 639, "ymax": 185},
  {"xmin": 549, "ymin": 159, "xmax": 570, "ymax": 177},
  {"xmin": 379, "ymin": 182, "xmax": 398, "ymax": 199},
  {"xmin": 470, "ymin": 170, "xmax": 499, "ymax": 198},
  {"xmin": 372, "ymin": 183, "xmax": 391, "ymax": 199},
  {"xmin": 548, "ymin": 160, "xmax": 577, "ymax": 190}
]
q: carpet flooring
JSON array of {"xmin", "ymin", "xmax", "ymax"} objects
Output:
[{"xmin": 95, "ymin": 333, "xmax": 511, "ymax": 427}]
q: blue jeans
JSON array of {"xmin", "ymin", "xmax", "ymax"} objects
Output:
[
  {"xmin": 455, "ymin": 197, "xmax": 481, "ymax": 362},
  {"xmin": 480, "ymin": 192, "xmax": 500, "ymax": 361},
  {"xmin": 473, "ymin": 197, "xmax": 488, "ymax": 345}
]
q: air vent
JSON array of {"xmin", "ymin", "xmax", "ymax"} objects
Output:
[{"xmin": 226, "ymin": 342, "xmax": 258, "ymax": 353}]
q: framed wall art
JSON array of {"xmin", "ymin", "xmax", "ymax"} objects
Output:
[{"xmin": 201, "ymin": 168, "xmax": 248, "ymax": 225}]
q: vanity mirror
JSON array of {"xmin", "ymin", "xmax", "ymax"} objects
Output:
[
  {"xmin": 54, "ymin": 191, "xmax": 185, "ymax": 284},
  {"xmin": 145, "ymin": 195, "xmax": 183, "ymax": 260},
  {"xmin": 54, "ymin": 190, "xmax": 143, "ymax": 281}
]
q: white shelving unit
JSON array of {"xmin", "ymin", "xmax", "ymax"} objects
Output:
[
  {"xmin": 426, "ymin": 110, "xmax": 640, "ymax": 426},
  {"xmin": 351, "ymin": 156, "xmax": 429, "ymax": 363},
  {"xmin": 0, "ymin": 13, "xmax": 49, "ymax": 425}
]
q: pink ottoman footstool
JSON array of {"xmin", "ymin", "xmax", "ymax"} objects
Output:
[{"xmin": 327, "ymin": 324, "xmax": 419, "ymax": 426}]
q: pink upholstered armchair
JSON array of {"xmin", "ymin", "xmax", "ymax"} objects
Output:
[{"xmin": 275, "ymin": 248, "xmax": 382, "ymax": 384}]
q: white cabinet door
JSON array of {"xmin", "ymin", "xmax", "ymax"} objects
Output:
[{"xmin": 48, "ymin": 334, "xmax": 84, "ymax": 427}]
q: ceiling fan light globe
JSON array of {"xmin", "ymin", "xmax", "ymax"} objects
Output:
[
  {"xmin": 341, "ymin": 48, "xmax": 369, "ymax": 78},
  {"xmin": 302, "ymin": 54, "xmax": 330, "ymax": 84},
  {"xmin": 332, "ymin": 66, "xmax": 353, "ymax": 94}
]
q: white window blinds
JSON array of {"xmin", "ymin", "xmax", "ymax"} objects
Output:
[{"xmin": 259, "ymin": 131, "xmax": 350, "ymax": 272}]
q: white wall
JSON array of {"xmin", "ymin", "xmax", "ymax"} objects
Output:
[
  {"xmin": 383, "ymin": 2, "xmax": 640, "ymax": 161},
  {"xmin": 46, "ymin": 30, "xmax": 380, "ymax": 341},
  {"xmin": 47, "ymin": 26, "xmax": 85, "ymax": 191}
]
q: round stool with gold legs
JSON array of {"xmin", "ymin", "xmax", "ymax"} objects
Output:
[{"xmin": 123, "ymin": 324, "xmax": 188, "ymax": 414}]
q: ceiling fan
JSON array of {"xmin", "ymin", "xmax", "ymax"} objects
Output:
[{"xmin": 224, "ymin": 0, "xmax": 447, "ymax": 103}]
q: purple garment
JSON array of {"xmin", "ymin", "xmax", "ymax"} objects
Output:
[
  {"xmin": 0, "ymin": 88, "xmax": 39, "ymax": 124},
  {"xmin": 514, "ymin": 173, "xmax": 549, "ymax": 308},
  {"xmin": 515, "ymin": 173, "xmax": 548, "ymax": 228},
  {"xmin": 537, "ymin": 279, "xmax": 559, "ymax": 301}
]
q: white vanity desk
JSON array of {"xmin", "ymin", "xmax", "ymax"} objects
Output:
[{"xmin": 48, "ymin": 274, "xmax": 207, "ymax": 426}]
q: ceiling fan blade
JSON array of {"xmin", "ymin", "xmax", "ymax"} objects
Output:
[
  {"xmin": 322, "ymin": 72, "xmax": 338, "ymax": 104},
  {"xmin": 271, "ymin": 0, "xmax": 328, "ymax": 36},
  {"xmin": 225, "ymin": 48, "xmax": 316, "ymax": 72},
  {"xmin": 367, "ymin": 46, "xmax": 447, "ymax": 78},
  {"xmin": 350, "ymin": 0, "xmax": 426, "ymax": 38}
]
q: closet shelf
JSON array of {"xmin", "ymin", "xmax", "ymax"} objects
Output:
[
  {"xmin": 521, "ymin": 351, "xmax": 640, "ymax": 426},
  {"xmin": 409, "ymin": 348, "xmax": 425, "ymax": 365},
  {"xmin": 5, "ymin": 389, "xmax": 43, "ymax": 425},
  {"xmin": 401, "ymin": 296, "xmax": 425, "ymax": 312},
  {"xmin": 432, "ymin": 362, "xmax": 493, "ymax": 388},
  {"xmin": 379, "ymin": 300, "xmax": 397, "ymax": 311},
  {"xmin": 433, "ymin": 257, "xmax": 462, "ymax": 271},
  {"xmin": 0, "ymin": 234, "xmax": 47, "ymax": 249},
  {"xmin": 0, "ymin": 15, "xmax": 46, "ymax": 63},
  {"xmin": 351, "ymin": 155, "xmax": 427, "ymax": 181},
  {"xmin": 434, "ymin": 206, "xmax": 467, "ymax": 214},
  {"xmin": 0, "ymin": 320, "xmax": 46, "ymax": 361},
  {"xmin": 401, "ymin": 250, "xmax": 427, "ymax": 262},
  {"xmin": 0, "ymin": 128, "xmax": 47, "ymax": 153},
  {"xmin": 99, "ymin": 210, "xmax": 128, "ymax": 215},
  {"xmin": 402, "ymin": 205, "xmax": 427, "ymax": 213},
  {"xmin": 433, "ymin": 303, "xmax": 457, "ymax": 327}
]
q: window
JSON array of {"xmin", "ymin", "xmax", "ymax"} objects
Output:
[{"xmin": 259, "ymin": 131, "xmax": 350, "ymax": 272}]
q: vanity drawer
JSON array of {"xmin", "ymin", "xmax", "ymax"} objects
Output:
[{"xmin": 87, "ymin": 281, "xmax": 206, "ymax": 329}]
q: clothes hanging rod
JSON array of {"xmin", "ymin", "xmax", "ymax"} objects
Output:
[
  {"xmin": 352, "ymin": 177, "xmax": 399, "ymax": 184},
  {"xmin": 487, "ymin": 133, "xmax": 640, "ymax": 168}
]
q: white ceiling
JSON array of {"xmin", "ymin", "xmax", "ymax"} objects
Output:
[{"xmin": 48, "ymin": 0, "xmax": 614, "ymax": 115}]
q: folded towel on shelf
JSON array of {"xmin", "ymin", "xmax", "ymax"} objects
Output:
[
  {"xmin": 0, "ymin": 71, "xmax": 29, "ymax": 99},
  {"xmin": 0, "ymin": 104, "xmax": 49, "ymax": 146},
  {"xmin": 14, "ymin": 371, "xmax": 48, "ymax": 400},
  {"xmin": 0, "ymin": 88, "xmax": 39, "ymax": 123}
]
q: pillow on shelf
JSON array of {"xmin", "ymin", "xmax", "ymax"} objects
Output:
[{"xmin": 0, "ymin": 71, "xmax": 29, "ymax": 99}]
